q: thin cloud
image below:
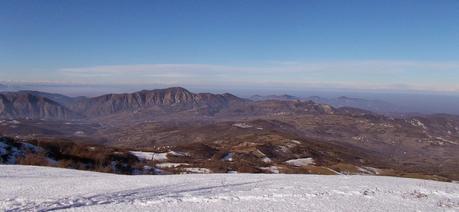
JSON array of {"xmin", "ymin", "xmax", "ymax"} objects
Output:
[
  {"xmin": 60, "ymin": 60, "xmax": 459, "ymax": 75},
  {"xmin": 54, "ymin": 60, "xmax": 459, "ymax": 93}
]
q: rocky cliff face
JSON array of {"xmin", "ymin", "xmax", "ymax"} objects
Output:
[{"xmin": 71, "ymin": 87, "xmax": 247, "ymax": 117}]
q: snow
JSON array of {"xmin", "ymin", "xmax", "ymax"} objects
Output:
[
  {"xmin": 155, "ymin": 163, "xmax": 189, "ymax": 168},
  {"xmin": 73, "ymin": 131, "xmax": 86, "ymax": 136},
  {"xmin": 232, "ymin": 123, "xmax": 252, "ymax": 129},
  {"xmin": 290, "ymin": 140, "xmax": 302, "ymax": 144},
  {"xmin": 182, "ymin": 167, "xmax": 212, "ymax": 174},
  {"xmin": 130, "ymin": 151, "xmax": 168, "ymax": 161},
  {"xmin": 168, "ymin": 151, "xmax": 189, "ymax": 157},
  {"xmin": 359, "ymin": 166, "xmax": 382, "ymax": 175},
  {"xmin": 1, "ymin": 165, "xmax": 459, "ymax": 211},
  {"xmin": 261, "ymin": 157, "xmax": 272, "ymax": 163},
  {"xmin": 222, "ymin": 153, "xmax": 233, "ymax": 161},
  {"xmin": 130, "ymin": 151, "xmax": 189, "ymax": 161},
  {"xmin": 410, "ymin": 119, "xmax": 427, "ymax": 130},
  {"xmin": 285, "ymin": 158, "xmax": 315, "ymax": 167},
  {"xmin": 435, "ymin": 136, "xmax": 457, "ymax": 145},
  {"xmin": 259, "ymin": 166, "xmax": 281, "ymax": 174},
  {"xmin": 10, "ymin": 120, "xmax": 20, "ymax": 124}
]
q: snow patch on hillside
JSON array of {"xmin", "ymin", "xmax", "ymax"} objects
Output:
[
  {"xmin": 222, "ymin": 153, "xmax": 233, "ymax": 161},
  {"xmin": 168, "ymin": 151, "xmax": 189, "ymax": 157},
  {"xmin": 233, "ymin": 123, "xmax": 252, "ymax": 128},
  {"xmin": 130, "ymin": 150, "xmax": 190, "ymax": 161},
  {"xmin": 409, "ymin": 119, "xmax": 427, "ymax": 130},
  {"xmin": 130, "ymin": 151, "xmax": 168, "ymax": 161},
  {"xmin": 156, "ymin": 163, "xmax": 189, "ymax": 168},
  {"xmin": 285, "ymin": 158, "xmax": 315, "ymax": 167},
  {"xmin": 261, "ymin": 157, "xmax": 272, "ymax": 163},
  {"xmin": 259, "ymin": 166, "xmax": 281, "ymax": 174},
  {"xmin": 182, "ymin": 167, "xmax": 212, "ymax": 174}
]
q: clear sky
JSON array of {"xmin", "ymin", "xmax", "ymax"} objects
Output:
[{"xmin": 1, "ymin": 0, "xmax": 458, "ymax": 93}]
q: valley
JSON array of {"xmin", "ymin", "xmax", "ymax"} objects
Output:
[{"xmin": 1, "ymin": 87, "xmax": 459, "ymax": 181}]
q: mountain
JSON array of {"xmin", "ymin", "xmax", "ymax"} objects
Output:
[
  {"xmin": 308, "ymin": 96, "xmax": 403, "ymax": 113},
  {"xmin": 0, "ymin": 88, "xmax": 395, "ymax": 121},
  {"xmin": 305, "ymin": 96, "xmax": 403, "ymax": 114},
  {"xmin": 250, "ymin": 94, "xmax": 300, "ymax": 101},
  {"xmin": 224, "ymin": 99, "xmax": 338, "ymax": 117},
  {"xmin": 71, "ymin": 87, "xmax": 248, "ymax": 117},
  {"xmin": 250, "ymin": 94, "xmax": 402, "ymax": 114},
  {"xmin": 15, "ymin": 90, "xmax": 87, "ymax": 107},
  {"xmin": 0, "ymin": 92, "xmax": 81, "ymax": 120},
  {"xmin": 2, "ymin": 88, "xmax": 341, "ymax": 121},
  {"xmin": 0, "ymin": 84, "xmax": 15, "ymax": 92}
]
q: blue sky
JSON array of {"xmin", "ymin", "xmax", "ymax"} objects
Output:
[{"xmin": 1, "ymin": 0, "xmax": 458, "ymax": 93}]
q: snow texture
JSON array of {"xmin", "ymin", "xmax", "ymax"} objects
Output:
[{"xmin": 1, "ymin": 165, "xmax": 458, "ymax": 212}]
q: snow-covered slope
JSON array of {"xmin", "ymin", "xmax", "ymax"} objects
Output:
[{"xmin": 1, "ymin": 165, "xmax": 458, "ymax": 211}]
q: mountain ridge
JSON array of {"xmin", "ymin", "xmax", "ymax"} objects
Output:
[
  {"xmin": 70, "ymin": 87, "xmax": 249, "ymax": 117},
  {"xmin": 250, "ymin": 94, "xmax": 403, "ymax": 114},
  {"xmin": 0, "ymin": 92, "xmax": 82, "ymax": 120},
  {"xmin": 0, "ymin": 87, "xmax": 454, "ymax": 121}
]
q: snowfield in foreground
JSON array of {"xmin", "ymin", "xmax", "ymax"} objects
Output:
[{"xmin": 1, "ymin": 165, "xmax": 458, "ymax": 212}]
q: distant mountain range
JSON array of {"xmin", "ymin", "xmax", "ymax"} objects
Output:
[
  {"xmin": 0, "ymin": 87, "xmax": 248, "ymax": 120},
  {"xmin": 0, "ymin": 84, "xmax": 8, "ymax": 91},
  {"xmin": 250, "ymin": 94, "xmax": 404, "ymax": 114},
  {"xmin": 13, "ymin": 90, "xmax": 88, "ymax": 107},
  {"xmin": 250, "ymin": 94, "xmax": 299, "ymax": 101},
  {"xmin": 1, "ymin": 87, "xmax": 347, "ymax": 121},
  {"xmin": 2, "ymin": 87, "xmax": 456, "ymax": 121}
]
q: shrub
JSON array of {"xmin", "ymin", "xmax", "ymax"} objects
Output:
[{"xmin": 18, "ymin": 153, "xmax": 49, "ymax": 166}]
